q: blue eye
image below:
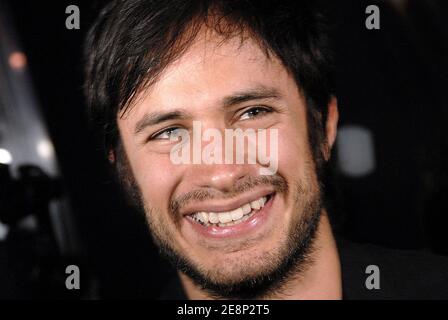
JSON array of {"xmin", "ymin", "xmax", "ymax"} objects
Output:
[
  {"xmin": 240, "ymin": 106, "xmax": 272, "ymax": 120},
  {"xmin": 152, "ymin": 127, "xmax": 183, "ymax": 140}
]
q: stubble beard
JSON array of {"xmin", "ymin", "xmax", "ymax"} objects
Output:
[{"xmin": 114, "ymin": 143, "xmax": 324, "ymax": 299}]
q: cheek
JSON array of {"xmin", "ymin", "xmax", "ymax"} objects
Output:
[
  {"xmin": 129, "ymin": 151, "xmax": 181, "ymax": 210},
  {"xmin": 276, "ymin": 121, "xmax": 310, "ymax": 182}
]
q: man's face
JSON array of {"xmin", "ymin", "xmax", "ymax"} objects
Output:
[{"xmin": 117, "ymin": 32, "xmax": 328, "ymax": 298}]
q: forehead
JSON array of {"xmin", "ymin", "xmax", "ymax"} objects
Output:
[{"xmin": 120, "ymin": 31, "xmax": 298, "ymax": 123}]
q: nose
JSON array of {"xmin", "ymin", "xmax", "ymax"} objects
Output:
[
  {"xmin": 188, "ymin": 163, "xmax": 253, "ymax": 193},
  {"xmin": 180, "ymin": 120, "xmax": 259, "ymax": 193}
]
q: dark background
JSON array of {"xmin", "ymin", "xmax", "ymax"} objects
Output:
[{"xmin": 1, "ymin": 0, "xmax": 447, "ymax": 298}]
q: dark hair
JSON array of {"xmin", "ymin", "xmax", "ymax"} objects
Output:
[{"xmin": 84, "ymin": 0, "xmax": 335, "ymax": 156}]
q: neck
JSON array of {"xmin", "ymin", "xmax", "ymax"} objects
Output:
[{"xmin": 179, "ymin": 211, "xmax": 342, "ymax": 300}]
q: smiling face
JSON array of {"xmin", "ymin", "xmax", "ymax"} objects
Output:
[{"xmin": 116, "ymin": 30, "xmax": 332, "ymax": 299}]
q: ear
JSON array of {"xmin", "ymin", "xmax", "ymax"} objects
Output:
[{"xmin": 323, "ymin": 96, "xmax": 339, "ymax": 161}]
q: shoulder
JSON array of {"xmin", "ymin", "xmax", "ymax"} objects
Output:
[{"xmin": 336, "ymin": 237, "xmax": 448, "ymax": 299}]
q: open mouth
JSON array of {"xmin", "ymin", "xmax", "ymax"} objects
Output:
[{"xmin": 186, "ymin": 194, "xmax": 273, "ymax": 228}]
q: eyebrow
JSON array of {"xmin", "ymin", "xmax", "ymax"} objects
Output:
[
  {"xmin": 221, "ymin": 86, "xmax": 281, "ymax": 108},
  {"xmin": 134, "ymin": 85, "xmax": 282, "ymax": 135}
]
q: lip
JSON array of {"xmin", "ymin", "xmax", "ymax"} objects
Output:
[
  {"xmin": 180, "ymin": 188, "xmax": 274, "ymax": 217},
  {"xmin": 185, "ymin": 193, "xmax": 275, "ymax": 239}
]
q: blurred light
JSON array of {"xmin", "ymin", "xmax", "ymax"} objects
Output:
[
  {"xmin": 337, "ymin": 125, "xmax": 376, "ymax": 177},
  {"xmin": 0, "ymin": 148, "xmax": 13, "ymax": 164},
  {"xmin": 0, "ymin": 222, "xmax": 9, "ymax": 241},
  {"xmin": 19, "ymin": 215, "xmax": 38, "ymax": 232},
  {"xmin": 37, "ymin": 139, "xmax": 55, "ymax": 159},
  {"xmin": 8, "ymin": 51, "xmax": 27, "ymax": 71}
]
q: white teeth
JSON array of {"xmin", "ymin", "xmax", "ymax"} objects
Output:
[
  {"xmin": 219, "ymin": 212, "xmax": 232, "ymax": 224},
  {"xmin": 250, "ymin": 199, "xmax": 261, "ymax": 210},
  {"xmin": 198, "ymin": 212, "xmax": 208, "ymax": 224},
  {"xmin": 230, "ymin": 207, "xmax": 244, "ymax": 221},
  {"xmin": 190, "ymin": 195, "xmax": 269, "ymax": 226},
  {"xmin": 209, "ymin": 212, "xmax": 219, "ymax": 224},
  {"xmin": 242, "ymin": 204, "xmax": 251, "ymax": 215}
]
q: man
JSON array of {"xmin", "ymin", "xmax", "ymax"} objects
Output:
[{"xmin": 84, "ymin": 0, "xmax": 448, "ymax": 299}]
